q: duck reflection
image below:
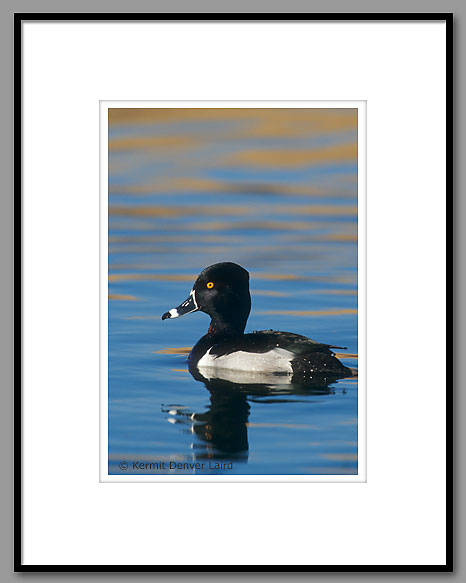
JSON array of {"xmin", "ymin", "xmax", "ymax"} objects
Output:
[{"xmin": 163, "ymin": 364, "xmax": 345, "ymax": 463}]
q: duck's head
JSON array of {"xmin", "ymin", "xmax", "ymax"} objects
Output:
[{"xmin": 162, "ymin": 262, "xmax": 251, "ymax": 335}]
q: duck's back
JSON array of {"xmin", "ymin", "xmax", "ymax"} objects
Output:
[{"xmin": 191, "ymin": 329, "xmax": 352, "ymax": 379}]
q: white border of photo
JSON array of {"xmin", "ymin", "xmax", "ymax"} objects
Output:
[{"xmin": 22, "ymin": 20, "xmax": 446, "ymax": 566}]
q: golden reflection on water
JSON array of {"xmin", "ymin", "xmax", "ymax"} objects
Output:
[
  {"xmin": 109, "ymin": 135, "xmax": 196, "ymax": 152},
  {"xmin": 109, "ymin": 177, "xmax": 336, "ymax": 197},
  {"xmin": 109, "ymin": 272, "xmax": 356, "ymax": 284},
  {"xmin": 109, "ymin": 272, "xmax": 303, "ymax": 283},
  {"xmin": 108, "ymin": 294, "xmax": 139, "ymax": 301},
  {"xmin": 108, "ymin": 219, "xmax": 352, "ymax": 233},
  {"xmin": 109, "ymin": 205, "xmax": 251, "ymax": 218},
  {"xmin": 108, "ymin": 107, "xmax": 358, "ymax": 476},
  {"xmin": 155, "ymin": 346, "xmax": 358, "ymax": 359},
  {"xmin": 309, "ymin": 289, "xmax": 357, "ymax": 296},
  {"xmin": 109, "ymin": 204, "xmax": 357, "ymax": 218},
  {"xmin": 251, "ymin": 290, "xmax": 287, "ymax": 297},
  {"xmin": 260, "ymin": 309, "xmax": 358, "ymax": 316},
  {"xmin": 109, "ymin": 235, "xmax": 242, "ymax": 244},
  {"xmin": 187, "ymin": 220, "xmax": 343, "ymax": 232},
  {"xmin": 314, "ymin": 234, "xmax": 358, "ymax": 242},
  {"xmin": 108, "ymin": 107, "xmax": 357, "ymax": 135},
  {"xmin": 223, "ymin": 142, "xmax": 357, "ymax": 168},
  {"xmin": 109, "ymin": 245, "xmax": 233, "ymax": 255},
  {"xmin": 109, "ymin": 244, "xmax": 355, "ymax": 256},
  {"xmin": 253, "ymin": 273, "xmax": 307, "ymax": 281},
  {"xmin": 109, "ymin": 273, "xmax": 196, "ymax": 283},
  {"xmin": 278, "ymin": 230, "xmax": 356, "ymax": 242},
  {"xmin": 154, "ymin": 347, "xmax": 192, "ymax": 354}
]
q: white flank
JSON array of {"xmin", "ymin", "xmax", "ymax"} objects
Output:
[{"xmin": 197, "ymin": 347, "xmax": 294, "ymax": 374}]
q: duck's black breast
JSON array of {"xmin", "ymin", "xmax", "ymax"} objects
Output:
[{"xmin": 189, "ymin": 329, "xmax": 352, "ymax": 379}]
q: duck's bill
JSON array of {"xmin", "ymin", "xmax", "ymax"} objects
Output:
[{"xmin": 162, "ymin": 290, "xmax": 199, "ymax": 320}]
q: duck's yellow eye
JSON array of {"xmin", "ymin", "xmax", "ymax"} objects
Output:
[{"xmin": 207, "ymin": 282, "xmax": 214, "ymax": 289}]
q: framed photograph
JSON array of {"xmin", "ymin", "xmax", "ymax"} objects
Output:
[
  {"xmin": 16, "ymin": 14, "xmax": 452, "ymax": 571},
  {"xmin": 101, "ymin": 101, "xmax": 364, "ymax": 483}
]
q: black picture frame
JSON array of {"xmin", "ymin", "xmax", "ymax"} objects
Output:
[{"xmin": 14, "ymin": 12, "xmax": 453, "ymax": 573}]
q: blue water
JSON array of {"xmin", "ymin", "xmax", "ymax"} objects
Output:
[{"xmin": 108, "ymin": 108, "xmax": 358, "ymax": 476}]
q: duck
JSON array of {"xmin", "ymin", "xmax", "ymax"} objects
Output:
[{"xmin": 161, "ymin": 262, "xmax": 353, "ymax": 381}]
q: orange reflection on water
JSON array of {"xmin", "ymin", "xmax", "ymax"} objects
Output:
[
  {"xmin": 108, "ymin": 107, "xmax": 357, "ymax": 137},
  {"xmin": 109, "ymin": 234, "xmax": 241, "ymax": 244},
  {"xmin": 260, "ymin": 309, "xmax": 357, "ymax": 316},
  {"xmin": 154, "ymin": 347, "xmax": 192, "ymax": 355},
  {"xmin": 251, "ymin": 290, "xmax": 287, "ymax": 297},
  {"xmin": 109, "ymin": 272, "xmax": 356, "ymax": 285},
  {"xmin": 109, "ymin": 204, "xmax": 357, "ymax": 218},
  {"xmin": 109, "ymin": 205, "xmax": 251, "ymax": 218},
  {"xmin": 108, "ymin": 294, "xmax": 139, "ymax": 301},
  {"xmin": 223, "ymin": 142, "xmax": 357, "ymax": 168},
  {"xmin": 109, "ymin": 135, "xmax": 195, "ymax": 152},
  {"xmin": 109, "ymin": 177, "xmax": 353, "ymax": 198},
  {"xmin": 308, "ymin": 289, "xmax": 357, "ymax": 296},
  {"xmin": 109, "ymin": 273, "xmax": 196, "ymax": 283}
]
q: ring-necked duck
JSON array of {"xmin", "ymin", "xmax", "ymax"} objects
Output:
[{"xmin": 162, "ymin": 262, "xmax": 353, "ymax": 381}]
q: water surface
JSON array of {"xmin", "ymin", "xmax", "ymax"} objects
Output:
[{"xmin": 108, "ymin": 108, "xmax": 358, "ymax": 476}]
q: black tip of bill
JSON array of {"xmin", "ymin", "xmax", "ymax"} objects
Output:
[
  {"xmin": 162, "ymin": 292, "xmax": 199, "ymax": 322},
  {"xmin": 161, "ymin": 308, "xmax": 180, "ymax": 320}
]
